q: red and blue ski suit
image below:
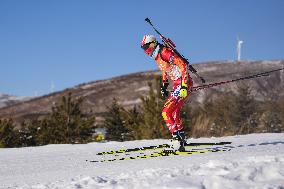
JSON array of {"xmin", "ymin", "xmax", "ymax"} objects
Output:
[{"xmin": 152, "ymin": 44, "xmax": 193, "ymax": 134}]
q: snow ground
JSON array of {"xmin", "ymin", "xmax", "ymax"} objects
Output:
[{"xmin": 0, "ymin": 133, "xmax": 284, "ymax": 189}]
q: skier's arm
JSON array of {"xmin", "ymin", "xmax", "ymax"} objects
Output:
[
  {"xmin": 162, "ymin": 71, "xmax": 168, "ymax": 82},
  {"xmin": 174, "ymin": 56, "xmax": 189, "ymax": 88},
  {"xmin": 158, "ymin": 46, "xmax": 171, "ymax": 82},
  {"xmin": 160, "ymin": 47, "xmax": 174, "ymax": 64},
  {"xmin": 160, "ymin": 70, "xmax": 169, "ymax": 98}
]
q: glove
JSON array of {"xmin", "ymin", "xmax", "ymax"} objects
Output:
[
  {"xmin": 161, "ymin": 81, "xmax": 169, "ymax": 99},
  {"xmin": 179, "ymin": 86, "xmax": 188, "ymax": 98}
]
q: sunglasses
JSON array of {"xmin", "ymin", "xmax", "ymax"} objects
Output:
[
  {"xmin": 141, "ymin": 42, "xmax": 155, "ymax": 50},
  {"xmin": 141, "ymin": 42, "xmax": 151, "ymax": 50}
]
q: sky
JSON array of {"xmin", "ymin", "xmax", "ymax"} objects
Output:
[{"xmin": 0, "ymin": 0, "xmax": 283, "ymax": 96}]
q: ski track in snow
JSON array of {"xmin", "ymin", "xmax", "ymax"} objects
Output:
[{"xmin": 1, "ymin": 133, "xmax": 284, "ymax": 189}]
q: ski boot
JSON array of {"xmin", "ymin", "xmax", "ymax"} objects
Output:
[{"xmin": 171, "ymin": 129, "xmax": 186, "ymax": 152}]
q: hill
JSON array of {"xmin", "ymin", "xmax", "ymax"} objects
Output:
[
  {"xmin": 0, "ymin": 93, "xmax": 31, "ymax": 109},
  {"xmin": 0, "ymin": 60, "xmax": 283, "ymax": 125}
]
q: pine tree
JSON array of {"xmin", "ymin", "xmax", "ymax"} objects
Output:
[
  {"xmin": 138, "ymin": 77, "xmax": 169, "ymax": 139},
  {"xmin": 27, "ymin": 92, "xmax": 96, "ymax": 145},
  {"xmin": 47, "ymin": 92, "xmax": 96, "ymax": 143},
  {"xmin": 122, "ymin": 106, "xmax": 143, "ymax": 140},
  {"xmin": 263, "ymin": 111, "xmax": 282, "ymax": 133},
  {"xmin": 0, "ymin": 119, "xmax": 19, "ymax": 147},
  {"xmin": 104, "ymin": 98, "xmax": 129, "ymax": 141},
  {"xmin": 18, "ymin": 120, "xmax": 38, "ymax": 147}
]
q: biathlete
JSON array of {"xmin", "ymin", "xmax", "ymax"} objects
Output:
[{"xmin": 141, "ymin": 35, "xmax": 193, "ymax": 150}]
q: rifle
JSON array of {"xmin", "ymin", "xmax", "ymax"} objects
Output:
[{"xmin": 145, "ymin": 18, "xmax": 206, "ymax": 83}]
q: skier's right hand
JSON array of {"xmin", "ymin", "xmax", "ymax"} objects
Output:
[{"xmin": 161, "ymin": 80, "xmax": 169, "ymax": 99}]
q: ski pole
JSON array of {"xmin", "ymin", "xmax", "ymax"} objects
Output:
[
  {"xmin": 190, "ymin": 67, "xmax": 284, "ymax": 92},
  {"xmin": 145, "ymin": 18, "xmax": 206, "ymax": 83}
]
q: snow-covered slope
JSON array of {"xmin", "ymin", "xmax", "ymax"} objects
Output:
[{"xmin": 0, "ymin": 133, "xmax": 284, "ymax": 189}]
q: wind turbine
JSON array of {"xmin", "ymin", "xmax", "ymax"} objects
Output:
[
  {"xmin": 237, "ymin": 37, "xmax": 243, "ymax": 62},
  {"xmin": 50, "ymin": 81, "xmax": 55, "ymax": 93}
]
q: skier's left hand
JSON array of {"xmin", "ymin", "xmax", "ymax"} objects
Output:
[
  {"xmin": 179, "ymin": 86, "xmax": 188, "ymax": 98},
  {"xmin": 161, "ymin": 80, "xmax": 169, "ymax": 99}
]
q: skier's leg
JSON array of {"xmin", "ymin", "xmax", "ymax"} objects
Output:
[
  {"xmin": 169, "ymin": 98, "xmax": 186, "ymax": 151},
  {"xmin": 172, "ymin": 98, "xmax": 185, "ymax": 131},
  {"xmin": 171, "ymin": 76, "xmax": 192, "ymax": 131},
  {"xmin": 162, "ymin": 96, "xmax": 179, "ymax": 134}
]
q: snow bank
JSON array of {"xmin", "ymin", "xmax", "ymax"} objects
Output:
[
  {"xmin": 14, "ymin": 155, "xmax": 284, "ymax": 189},
  {"xmin": 1, "ymin": 133, "xmax": 284, "ymax": 189}
]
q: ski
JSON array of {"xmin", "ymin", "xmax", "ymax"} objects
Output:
[
  {"xmin": 96, "ymin": 142, "xmax": 232, "ymax": 155},
  {"xmin": 88, "ymin": 145, "xmax": 231, "ymax": 163},
  {"xmin": 96, "ymin": 143, "xmax": 169, "ymax": 155}
]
